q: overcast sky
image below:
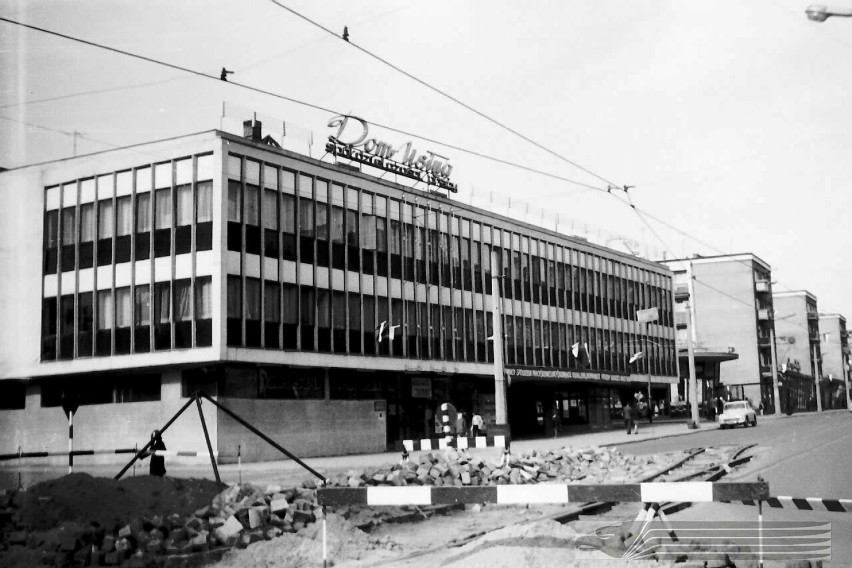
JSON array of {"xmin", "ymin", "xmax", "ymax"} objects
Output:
[{"xmin": 2, "ymin": 0, "xmax": 851, "ymax": 321}]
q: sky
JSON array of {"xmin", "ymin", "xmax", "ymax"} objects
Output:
[{"xmin": 1, "ymin": 0, "xmax": 851, "ymax": 319}]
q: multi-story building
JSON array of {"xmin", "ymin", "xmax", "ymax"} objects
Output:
[
  {"xmin": 662, "ymin": 254, "xmax": 776, "ymax": 410},
  {"xmin": 818, "ymin": 313, "xmax": 849, "ymax": 410},
  {"xmin": 772, "ymin": 290, "xmax": 822, "ymax": 412},
  {"xmin": 0, "ymin": 118, "xmax": 678, "ymax": 463}
]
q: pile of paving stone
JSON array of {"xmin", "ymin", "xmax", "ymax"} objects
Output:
[
  {"xmin": 0, "ymin": 481, "xmax": 323, "ymax": 567},
  {"xmin": 327, "ymin": 446, "xmax": 673, "ymax": 489}
]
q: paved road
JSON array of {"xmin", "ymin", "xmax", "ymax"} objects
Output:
[{"xmin": 614, "ymin": 410, "xmax": 852, "ymax": 566}]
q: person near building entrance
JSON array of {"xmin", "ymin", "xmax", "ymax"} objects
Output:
[
  {"xmin": 148, "ymin": 430, "xmax": 167, "ymax": 477},
  {"xmin": 434, "ymin": 411, "xmax": 443, "ymax": 439},
  {"xmin": 552, "ymin": 407, "xmax": 562, "ymax": 439},
  {"xmin": 455, "ymin": 409, "xmax": 467, "ymax": 436},
  {"xmin": 470, "ymin": 411, "xmax": 484, "ymax": 437},
  {"xmin": 624, "ymin": 401, "xmax": 635, "ymax": 435},
  {"xmin": 715, "ymin": 396, "xmax": 724, "ymax": 421}
]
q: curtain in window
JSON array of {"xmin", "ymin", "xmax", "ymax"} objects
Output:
[
  {"xmin": 46, "ymin": 211, "xmax": 59, "ymax": 248},
  {"xmin": 195, "ymin": 277, "xmax": 212, "ymax": 319},
  {"xmin": 360, "ymin": 216, "xmax": 377, "ymax": 250},
  {"xmin": 135, "ymin": 194, "xmax": 150, "ymax": 232},
  {"xmin": 227, "ymin": 276, "xmax": 241, "ymax": 318},
  {"xmin": 263, "ymin": 190, "xmax": 277, "ymax": 230},
  {"xmin": 176, "ymin": 185, "xmax": 192, "ymax": 226},
  {"xmin": 175, "ymin": 280, "xmax": 192, "ymax": 321},
  {"xmin": 227, "ymin": 181, "xmax": 241, "ymax": 222},
  {"xmin": 246, "ymin": 279, "xmax": 261, "ymax": 320},
  {"xmin": 331, "ymin": 207, "xmax": 344, "ymax": 244},
  {"xmin": 196, "ymin": 181, "xmax": 213, "ymax": 223},
  {"xmin": 282, "ymin": 285, "xmax": 298, "ymax": 324},
  {"xmin": 281, "ymin": 194, "xmax": 296, "ymax": 234},
  {"xmin": 299, "ymin": 200, "xmax": 314, "ymax": 236},
  {"xmin": 264, "ymin": 282, "xmax": 280, "ymax": 322},
  {"xmin": 155, "ymin": 189, "xmax": 171, "ymax": 230},
  {"xmin": 61, "ymin": 208, "xmax": 76, "ymax": 244},
  {"xmin": 135, "ymin": 285, "xmax": 150, "ymax": 325},
  {"xmin": 79, "ymin": 203, "xmax": 95, "ymax": 242},
  {"xmin": 155, "ymin": 283, "xmax": 170, "ymax": 324},
  {"xmin": 245, "ymin": 185, "xmax": 260, "ymax": 225},
  {"xmin": 98, "ymin": 200, "xmax": 114, "ymax": 239},
  {"xmin": 97, "ymin": 290, "xmax": 113, "ymax": 330},
  {"xmin": 116, "ymin": 288, "xmax": 131, "ymax": 328}
]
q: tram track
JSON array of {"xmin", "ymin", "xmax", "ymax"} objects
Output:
[{"xmin": 378, "ymin": 444, "xmax": 759, "ymax": 566}]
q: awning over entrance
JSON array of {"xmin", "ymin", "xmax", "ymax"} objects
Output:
[
  {"xmin": 678, "ymin": 349, "xmax": 739, "ymax": 365},
  {"xmin": 505, "ymin": 366, "xmax": 679, "ymax": 385}
]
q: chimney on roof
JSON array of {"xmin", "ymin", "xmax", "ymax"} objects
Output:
[{"xmin": 243, "ymin": 115, "xmax": 262, "ymax": 142}]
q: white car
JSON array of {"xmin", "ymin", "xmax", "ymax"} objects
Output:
[{"xmin": 718, "ymin": 400, "xmax": 757, "ymax": 429}]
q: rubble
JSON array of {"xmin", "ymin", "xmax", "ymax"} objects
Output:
[{"xmin": 0, "ymin": 445, "xmax": 686, "ymax": 567}]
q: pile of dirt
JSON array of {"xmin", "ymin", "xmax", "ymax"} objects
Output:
[
  {"xmin": 16, "ymin": 473, "xmax": 223, "ymax": 531},
  {"xmin": 214, "ymin": 513, "xmax": 397, "ymax": 568}
]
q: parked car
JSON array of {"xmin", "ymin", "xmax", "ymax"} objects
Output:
[{"xmin": 718, "ymin": 400, "xmax": 757, "ymax": 429}]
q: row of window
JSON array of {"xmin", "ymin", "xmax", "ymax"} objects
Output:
[
  {"xmin": 44, "ymin": 178, "xmax": 213, "ymax": 274},
  {"xmin": 41, "ymin": 277, "xmax": 212, "ymax": 360},
  {"xmin": 224, "ymin": 278, "xmax": 677, "ymax": 376},
  {"xmin": 225, "ymin": 154, "xmax": 674, "ymax": 326}
]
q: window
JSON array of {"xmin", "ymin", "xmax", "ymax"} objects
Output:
[
  {"xmin": 115, "ymin": 287, "xmax": 132, "ymax": 354},
  {"xmin": 154, "ymin": 188, "xmax": 171, "ymax": 257},
  {"xmin": 41, "ymin": 297, "xmax": 57, "ymax": 360},
  {"xmin": 44, "ymin": 210, "xmax": 58, "ymax": 274},
  {"xmin": 264, "ymin": 280, "xmax": 280, "ymax": 348},
  {"xmin": 153, "ymin": 282, "xmax": 170, "ymax": 350},
  {"xmin": 195, "ymin": 276, "xmax": 212, "ymax": 347},
  {"xmin": 174, "ymin": 279, "xmax": 192, "ymax": 348},
  {"xmin": 301, "ymin": 287, "xmax": 315, "ymax": 351},
  {"xmin": 96, "ymin": 290, "xmax": 113, "ymax": 356},
  {"xmin": 263, "ymin": 189, "xmax": 278, "ymax": 258},
  {"xmin": 245, "ymin": 184, "xmax": 261, "ymax": 255},
  {"xmin": 281, "ymin": 193, "xmax": 296, "ymax": 261},
  {"xmin": 245, "ymin": 278, "xmax": 261, "ymax": 347},
  {"xmin": 97, "ymin": 200, "xmax": 113, "ymax": 266},
  {"xmin": 134, "ymin": 284, "xmax": 151, "ymax": 353},
  {"xmin": 175, "ymin": 184, "xmax": 192, "ymax": 255},
  {"xmin": 227, "ymin": 275, "xmax": 242, "ymax": 346},
  {"xmin": 196, "ymin": 181, "xmax": 213, "ymax": 251},
  {"xmin": 59, "ymin": 294, "xmax": 75, "ymax": 359},
  {"xmin": 227, "ymin": 180, "xmax": 242, "ymax": 252},
  {"xmin": 135, "ymin": 193, "xmax": 151, "ymax": 261},
  {"xmin": 282, "ymin": 283, "xmax": 298, "ymax": 349},
  {"xmin": 61, "ymin": 207, "xmax": 76, "ymax": 272},
  {"xmin": 77, "ymin": 292, "xmax": 93, "ymax": 357},
  {"xmin": 79, "ymin": 203, "xmax": 95, "ymax": 269},
  {"xmin": 299, "ymin": 197, "xmax": 315, "ymax": 264}
]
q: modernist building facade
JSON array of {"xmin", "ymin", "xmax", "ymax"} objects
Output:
[
  {"xmin": 0, "ymin": 122, "xmax": 678, "ymax": 462},
  {"xmin": 662, "ymin": 254, "xmax": 776, "ymax": 410},
  {"xmin": 818, "ymin": 313, "xmax": 850, "ymax": 410}
]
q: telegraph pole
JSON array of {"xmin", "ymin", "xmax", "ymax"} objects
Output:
[
  {"xmin": 685, "ymin": 303, "xmax": 700, "ymax": 427},
  {"xmin": 769, "ymin": 327, "xmax": 782, "ymax": 416},
  {"xmin": 813, "ymin": 343, "xmax": 823, "ymax": 412}
]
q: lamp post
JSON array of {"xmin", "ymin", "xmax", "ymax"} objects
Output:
[
  {"xmin": 490, "ymin": 250, "xmax": 508, "ymax": 426},
  {"xmin": 805, "ymin": 4, "xmax": 852, "ymax": 21}
]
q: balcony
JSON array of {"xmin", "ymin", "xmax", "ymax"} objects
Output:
[
  {"xmin": 807, "ymin": 309, "xmax": 819, "ymax": 320},
  {"xmin": 755, "ymin": 280, "xmax": 771, "ymax": 293},
  {"xmin": 674, "ymin": 284, "xmax": 690, "ymax": 303},
  {"xmin": 674, "ymin": 312, "xmax": 688, "ymax": 330},
  {"xmin": 757, "ymin": 335, "xmax": 772, "ymax": 347},
  {"xmin": 757, "ymin": 308, "xmax": 773, "ymax": 321}
]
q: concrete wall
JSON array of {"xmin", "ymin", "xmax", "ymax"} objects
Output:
[
  {"xmin": 692, "ymin": 260, "xmax": 760, "ymax": 386},
  {"xmin": 0, "ymin": 371, "xmax": 217, "ymax": 465},
  {"xmin": 216, "ymin": 398, "xmax": 386, "ymax": 462}
]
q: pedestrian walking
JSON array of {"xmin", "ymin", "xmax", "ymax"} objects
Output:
[
  {"xmin": 552, "ymin": 407, "xmax": 562, "ymax": 439},
  {"xmin": 470, "ymin": 411, "xmax": 484, "ymax": 437},
  {"xmin": 624, "ymin": 401, "xmax": 635, "ymax": 435},
  {"xmin": 456, "ymin": 409, "xmax": 467, "ymax": 436},
  {"xmin": 148, "ymin": 430, "xmax": 167, "ymax": 477}
]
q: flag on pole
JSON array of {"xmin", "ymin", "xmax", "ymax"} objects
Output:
[
  {"xmin": 376, "ymin": 321, "xmax": 386, "ymax": 343},
  {"xmin": 629, "ymin": 351, "xmax": 645, "ymax": 364},
  {"xmin": 636, "ymin": 307, "xmax": 659, "ymax": 324}
]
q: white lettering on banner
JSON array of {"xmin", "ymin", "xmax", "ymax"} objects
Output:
[{"xmin": 326, "ymin": 114, "xmax": 458, "ymax": 193}]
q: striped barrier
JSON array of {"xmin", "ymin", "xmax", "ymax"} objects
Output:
[
  {"xmin": 0, "ymin": 448, "xmax": 231, "ymax": 461},
  {"xmin": 402, "ymin": 435, "xmax": 508, "ymax": 453},
  {"xmin": 741, "ymin": 496, "xmax": 852, "ymax": 513},
  {"xmin": 317, "ymin": 481, "xmax": 770, "ymax": 507}
]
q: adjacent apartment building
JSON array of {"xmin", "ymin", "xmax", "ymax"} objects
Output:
[
  {"xmin": 662, "ymin": 254, "xmax": 775, "ymax": 411},
  {"xmin": 818, "ymin": 313, "xmax": 850, "ymax": 410},
  {"xmin": 0, "ymin": 118, "xmax": 678, "ymax": 463}
]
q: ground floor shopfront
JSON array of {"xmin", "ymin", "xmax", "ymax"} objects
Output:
[{"xmin": 0, "ymin": 362, "xmax": 677, "ymax": 463}]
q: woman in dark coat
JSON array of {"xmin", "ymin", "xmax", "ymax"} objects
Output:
[{"xmin": 149, "ymin": 430, "xmax": 167, "ymax": 477}]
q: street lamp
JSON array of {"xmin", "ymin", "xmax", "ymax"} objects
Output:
[{"xmin": 805, "ymin": 4, "xmax": 852, "ymax": 21}]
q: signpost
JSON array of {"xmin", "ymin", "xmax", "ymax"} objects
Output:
[{"xmin": 60, "ymin": 391, "xmax": 79, "ymax": 474}]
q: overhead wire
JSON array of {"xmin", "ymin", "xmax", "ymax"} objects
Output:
[
  {"xmin": 0, "ymin": 15, "xmax": 606, "ymax": 194},
  {"xmin": 264, "ymin": 0, "xmax": 623, "ymax": 190}
]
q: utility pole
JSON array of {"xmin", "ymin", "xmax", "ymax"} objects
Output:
[
  {"xmin": 685, "ymin": 303, "xmax": 700, "ymax": 427},
  {"xmin": 769, "ymin": 327, "xmax": 782, "ymax": 416},
  {"xmin": 813, "ymin": 343, "xmax": 823, "ymax": 412},
  {"xmin": 490, "ymin": 250, "xmax": 508, "ymax": 425}
]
